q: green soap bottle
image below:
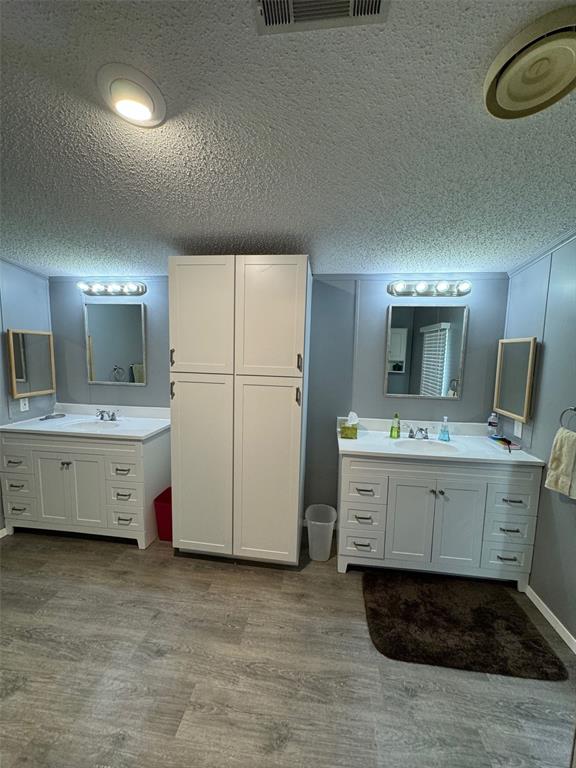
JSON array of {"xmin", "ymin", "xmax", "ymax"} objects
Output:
[{"xmin": 389, "ymin": 412, "xmax": 401, "ymax": 439}]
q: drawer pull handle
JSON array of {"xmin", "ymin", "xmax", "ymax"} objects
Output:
[
  {"xmin": 353, "ymin": 541, "xmax": 372, "ymax": 548},
  {"xmin": 499, "ymin": 527, "xmax": 521, "ymax": 534},
  {"xmin": 10, "ymin": 507, "xmax": 26, "ymax": 514},
  {"xmin": 354, "ymin": 515, "xmax": 373, "ymax": 522},
  {"xmin": 115, "ymin": 468, "xmax": 131, "ymax": 475},
  {"xmin": 116, "ymin": 492, "xmax": 132, "ymax": 500},
  {"xmin": 297, "ymin": 353, "xmax": 303, "ymax": 372},
  {"xmin": 430, "ymin": 489, "xmax": 437, "ymax": 495},
  {"xmin": 117, "ymin": 516, "xmax": 133, "ymax": 525},
  {"xmin": 438, "ymin": 489, "xmax": 445, "ymax": 496},
  {"xmin": 7, "ymin": 459, "xmax": 23, "ymax": 466},
  {"xmin": 9, "ymin": 483, "xmax": 24, "ymax": 490},
  {"xmin": 356, "ymin": 488, "xmax": 375, "ymax": 496},
  {"xmin": 170, "ymin": 348, "xmax": 175, "ymax": 366},
  {"xmin": 502, "ymin": 498, "xmax": 523, "ymax": 504},
  {"xmin": 496, "ymin": 555, "xmax": 518, "ymax": 562}
]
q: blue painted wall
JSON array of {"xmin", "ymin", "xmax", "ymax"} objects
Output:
[
  {"xmin": 49, "ymin": 277, "xmax": 169, "ymax": 408},
  {"xmin": 305, "ymin": 272, "xmax": 509, "ymax": 507},
  {"xmin": 505, "ymin": 239, "xmax": 576, "ymax": 635}
]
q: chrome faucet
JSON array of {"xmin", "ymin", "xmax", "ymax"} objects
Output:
[
  {"xmin": 96, "ymin": 409, "xmax": 118, "ymax": 421},
  {"xmin": 414, "ymin": 427, "xmax": 429, "ymax": 440}
]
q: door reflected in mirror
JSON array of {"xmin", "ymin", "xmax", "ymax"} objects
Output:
[
  {"xmin": 385, "ymin": 306, "xmax": 469, "ymax": 399},
  {"xmin": 84, "ymin": 303, "xmax": 146, "ymax": 385},
  {"xmin": 7, "ymin": 330, "xmax": 56, "ymax": 398}
]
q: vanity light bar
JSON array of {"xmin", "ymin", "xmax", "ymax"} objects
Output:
[
  {"xmin": 76, "ymin": 281, "xmax": 147, "ymax": 296},
  {"xmin": 387, "ymin": 280, "xmax": 472, "ymax": 297}
]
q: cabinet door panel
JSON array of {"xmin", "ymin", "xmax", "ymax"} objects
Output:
[
  {"xmin": 432, "ymin": 480, "xmax": 486, "ymax": 568},
  {"xmin": 171, "ymin": 373, "xmax": 233, "ymax": 554},
  {"xmin": 385, "ymin": 477, "xmax": 436, "ymax": 562},
  {"xmin": 69, "ymin": 454, "xmax": 107, "ymax": 528},
  {"xmin": 34, "ymin": 453, "xmax": 71, "ymax": 522},
  {"xmin": 169, "ymin": 255, "xmax": 235, "ymax": 374},
  {"xmin": 235, "ymin": 255, "xmax": 307, "ymax": 377},
  {"xmin": 234, "ymin": 376, "xmax": 302, "ymax": 563}
]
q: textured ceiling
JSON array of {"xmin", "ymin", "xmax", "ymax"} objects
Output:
[{"xmin": 1, "ymin": 0, "xmax": 575, "ymax": 276}]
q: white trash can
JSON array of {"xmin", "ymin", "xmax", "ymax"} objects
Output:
[{"xmin": 305, "ymin": 504, "xmax": 337, "ymax": 561}]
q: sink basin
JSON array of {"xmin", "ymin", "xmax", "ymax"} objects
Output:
[
  {"xmin": 65, "ymin": 420, "xmax": 121, "ymax": 432},
  {"xmin": 393, "ymin": 439, "xmax": 459, "ymax": 453}
]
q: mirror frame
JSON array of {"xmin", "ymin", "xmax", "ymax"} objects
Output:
[
  {"xmin": 493, "ymin": 336, "xmax": 537, "ymax": 423},
  {"xmin": 83, "ymin": 302, "xmax": 147, "ymax": 386},
  {"xmin": 7, "ymin": 329, "xmax": 56, "ymax": 399},
  {"xmin": 384, "ymin": 304, "xmax": 469, "ymax": 400}
]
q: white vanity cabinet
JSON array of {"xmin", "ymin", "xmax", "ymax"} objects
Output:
[
  {"xmin": 337, "ymin": 454, "xmax": 543, "ymax": 590},
  {"xmin": 1, "ymin": 429, "xmax": 170, "ymax": 549}
]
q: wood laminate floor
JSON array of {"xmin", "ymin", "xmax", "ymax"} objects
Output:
[{"xmin": 0, "ymin": 530, "xmax": 574, "ymax": 768}]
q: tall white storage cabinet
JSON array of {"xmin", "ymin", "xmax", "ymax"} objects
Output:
[{"xmin": 169, "ymin": 255, "xmax": 310, "ymax": 565}]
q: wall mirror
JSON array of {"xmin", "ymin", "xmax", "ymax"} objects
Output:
[
  {"xmin": 493, "ymin": 337, "xmax": 537, "ymax": 423},
  {"xmin": 7, "ymin": 329, "xmax": 56, "ymax": 398},
  {"xmin": 84, "ymin": 303, "xmax": 146, "ymax": 385},
  {"xmin": 385, "ymin": 305, "xmax": 469, "ymax": 399}
]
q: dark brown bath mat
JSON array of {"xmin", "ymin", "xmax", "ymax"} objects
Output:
[{"xmin": 363, "ymin": 570, "xmax": 568, "ymax": 680}]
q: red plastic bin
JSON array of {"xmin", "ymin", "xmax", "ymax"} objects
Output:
[{"xmin": 154, "ymin": 487, "xmax": 172, "ymax": 542}]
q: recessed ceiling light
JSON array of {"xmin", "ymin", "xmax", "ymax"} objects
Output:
[
  {"xmin": 97, "ymin": 63, "xmax": 166, "ymax": 127},
  {"xmin": 484, "ymin": 6, "xmax": 576, "ymax": 119}
]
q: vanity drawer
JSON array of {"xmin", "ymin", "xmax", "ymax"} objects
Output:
[
  {"xmin": 342, "ymin": 456, "xmax": 388, "ymax": 477},
  {"xmin": 340, "ymin": 502, "xmax": 385, "ymax": 529},
  {"xmin": 107, "ymin": 506, "xmax": 144, "ymax": 531},
  {"xmin": 4, "ymin": 498, "xmax": 37, "ymax": 521},
  {"xmin": 1, "ymin": 474, "xmax": 36, "ymax": 498},
  {"xmin": 106, "ymin": 482, "xmax": 143, "ymax": 506},
  {"xmin": 484, "ymin": 512, "xmax": 536, "ymax": 545},
  {"xmin": 342, "ymin": 476, "xmax": 388, "ymax": 505},
  {"xmin": 486, "ymin": 484, "xmax": 539, "ymax": 516},
  {"xmin": 1, "ymin": 449, "xmax": 32, "ymax": 474},
  {"xmin": 106, "ymin": 457, "xmax": 143, "ymax": 482},
  {"xmin": 339, "ymin": 528, "xmax": 384, "ymax": 559},
  {"xmin": 481, "ymin": 543, "xmax": 533, "ymax": 572}
]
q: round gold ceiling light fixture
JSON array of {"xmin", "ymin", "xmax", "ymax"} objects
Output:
[{"xmin": 484, "ymin": 6, "xmax": 576, "ymax": 119}]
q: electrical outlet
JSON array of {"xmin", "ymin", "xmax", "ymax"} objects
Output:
[
  {"xmin": 20, "ymin": 398, "xmax": 29, "ymax": 412},
  {"xmin": 513, "ymin": 420, "xmax": 523, "ymax": 439}
]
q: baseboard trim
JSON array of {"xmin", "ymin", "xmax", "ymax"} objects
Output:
[
  {"xmin": 0, "ymin": 527, "xmax": 8, "ymax": 539},
  {"xmin": 525, "ymin": 586, "xmax": 576, "ymax": 655}
]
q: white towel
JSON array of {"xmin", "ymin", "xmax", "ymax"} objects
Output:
[{"xmin": 545, "ymin": 427, "xmax": 576, "ymax": 499}]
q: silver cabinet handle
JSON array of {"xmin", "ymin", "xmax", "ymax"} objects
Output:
[
  {"xmin": 502, "ymin": 498, "xmax": 523, "ymax": 504},
  {"xmin": 499, "ymin": 527, "xmax": 521, "ymax": 534},
  {"xmin": 354, "ymin": 514, "xmax": 373, "ymax": 522},
  {"xmin": 7, "ymin": 459, "xmax": 22, "ymax": 466},
  {"xmin": 353, "ymin": 541, "xmax": 372, "ymax": 548},
  {"xmin": 430, "ymin": 489, "xmax": 437, "ymax": 495},
  {"xmin": 117, "ymin": 516, "xmax": 133, "ymax": 525},
  {"xmin": 116, "ymin": 492, "xmax": 132, "ymax": 500},
  {"xmin": 10, "ymin": 507, "xmax": 26, "ymax": 514},
  {"xmin": 438, "ymin": 489, "xmax": 445, "ymax": 496},
  {"xmin": 295, "ymin": 387, "xmax": 301, "ymax": 406},
  {"xmin": 170, "ymin": 381, "xmax": 175, "ymax": 400},
  {"xmin": 297, "ymin": 353, "xmax": 303, "ymax": 372},
  {"xmin": 497, "ymin": 554, "xmax": 518, "ymax": 562},
  {"xmin": 170, "ymin": 348, "xmax": 175, "ymax": 366},
  {"xmin": 115, "ymin": 467, "xmax": 130, "ymax": 475},
  {"xmin": 8, "ymin": 483, "xmax": 24, "ymax": 490},
  {"xmin": 356, "ymin": 488, "xmax": 375, "ymax": 496}
]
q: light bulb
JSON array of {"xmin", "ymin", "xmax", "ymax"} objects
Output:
[
  {"xmin": 125, "ymin": 282, "xmax": 138, "ymax": 294},
  {"xmin": 107, "ymin": 283, "xmax": 122, "ymax": 294},
  {"xmin": 393, "ymin": 281, "xmax": 407, "ymax": 294},
  {"xmin": 436, "ymin": 280, "xmax": 450, "ymax": 293},
  {"xmin": 457, "ymin": 280, "xmax": 472, "ymax": 294},
  {"xmin": 91, "ymin": 283, "xmax": 105, "ymax": 293},
  {"xmin": 114, "ymin": 99, "xmax": 152, "ymax": 122},
  {"xmin": 77, "ymin": 282, "xmax": 90, "ymax": 291},
  {"xmin": 110, "ymin": 79, "xmax": 154, "ymax": 124},
  {"xmin": 415, "ymin": 281, "xmax": 429, "ymax": 294}
]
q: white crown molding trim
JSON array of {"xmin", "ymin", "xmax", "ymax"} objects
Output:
[
  {"xmin": 0, "ymin": 528, "xmax": 9, "ymax": 539},
  {"xmin": 508, "ymin": 230, "xmax": 576, "ymax": 277},
  {"xmin": 525, "ymin": 585, "xmax": 576, "ymax": 655}
]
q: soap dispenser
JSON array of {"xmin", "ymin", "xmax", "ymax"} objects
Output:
[
  {"xmin": 389, "ymin": 413, "xmax": 401, "ymax": 439},
  {"xmin": 438, "ymin": 416, "xmax": 450, "ymax": 442}
]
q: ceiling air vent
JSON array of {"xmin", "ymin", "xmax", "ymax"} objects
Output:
[{"xmin": 255, "ymin": 0, "xmax": 390, "ymax": 35}]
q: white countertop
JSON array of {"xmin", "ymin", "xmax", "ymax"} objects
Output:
[
  {"xmin": 0, "ymin": 414, "xmax": 170, "ymax": 441},
  {"xmin": 338, "ymin": 430, "xmax": 544, "ymax": 466}
]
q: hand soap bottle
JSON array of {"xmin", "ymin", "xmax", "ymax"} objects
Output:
[
  {"xmin": 438, "ymin": 416, "xmax": 450, "ymax": 442},
  {"xmin": 389, "ymin": 412, "xmax": 401, "ymax": 439}
]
